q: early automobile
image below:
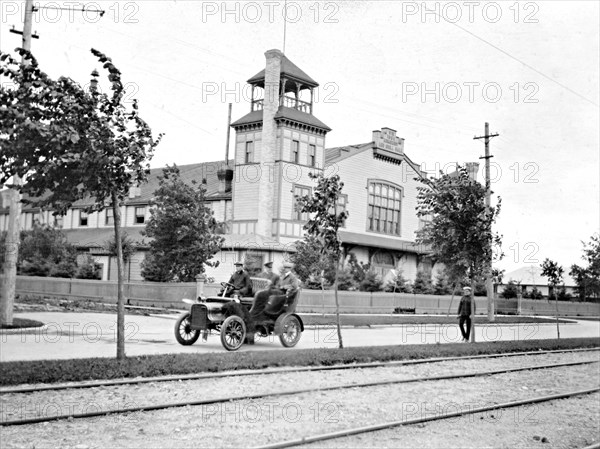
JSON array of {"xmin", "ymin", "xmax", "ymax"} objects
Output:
[{"xmin": 174, "ymin": 278, "xmax": 304, "ymax": 351}]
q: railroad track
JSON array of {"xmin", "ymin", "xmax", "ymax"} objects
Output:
[
  {"xmin": 253, "ymin": 387, "xmax": 600, "ymax": 449},
  {"xmin": 1, "ymin": 356, "xmax": 598, "ymax": 427},
  {"xmin": 2, "ymin": 347, "xmax": 598, "ymax": 394}
]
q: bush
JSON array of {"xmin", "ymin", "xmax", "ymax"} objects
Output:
[
  {"xmin": 413, "ymin": 269, "xmax": 434, "ymax": 294},
  {"xmin": 501, "ymin": 280, "xmax": 519, "ymax": 299},
  {"xmin": 523, "ymin": 287, "xmax": 543, "ymax": 300},
  {"xmin": 557, "ymin": 287, "xmax": 572, "ymax": 301},
  {"xmin": 76, "ymin": 255, "xmax": 102, "ymax": 280},
  {"xmin": 384, "ymin": 269, "xmax": 411, "ymax": 293},
  {"xmin": 336, "ymin": 269, "xmax": 356, "ymax": 291},
  {"xmin": 433, "ymin": 271, "xmax": 451, "ymax": 295},
  {"xmin": 359, "ymin": 271, "xmax": 383, "ymax": 292}
]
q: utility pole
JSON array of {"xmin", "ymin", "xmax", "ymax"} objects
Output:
[
  {"xmin": 1, "ymin": 0, "xmax": 34, "ymax": 326},
  {"xmin": 474, "ymin": 122, "xmax": 499, "ymax": 322}
]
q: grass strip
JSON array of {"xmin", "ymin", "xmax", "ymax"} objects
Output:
[{"xmin": 0, "ymin": 338, "xmax": 598, "ymax": 387}]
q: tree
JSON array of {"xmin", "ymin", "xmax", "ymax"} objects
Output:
[
  {"xmin": 290, "ymin": 235, "xmax": 337, "ymax": 287},
  {"xmin": 570, "ymin": 234, "xmax": 600, "ymax": 300},
  {"xmin": 18, "ymin": 223, "xmax": 78, "ymax": 278},
  {"xmin": 413, "ymin": 269, "xmax": 434, "ymax": 294},
  {"xmin": 541, "ymin": 258, "xmax": 564, "ymax": 339},
  {"xmin": 141, "ymin": 165, "xmax": 223, "ymax": 282},
  {"xmin": 296, "ymin": 172, "xmax": 348, "ymax": 348},
  {"xmin": 0, "ymin": 49, "xmax": 161, "ymax": 358},
  {"xmin": 416, "ymin": 166, "xmax": 503, "ymax": 340}
]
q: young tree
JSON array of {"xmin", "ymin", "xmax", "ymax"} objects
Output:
[
  {"xmin": 541, "ymin": 258, "xmax": 564, "ymax": 339},
  {"xmin": 570, "ymin": 234, "xmax": 600, "ymax": 300},
  {"xmin": 290, "ymin": 235, "xmax": 337, "ymax": 287},
  {"xmin": 0, "ymin": 49, "xmax": 161, "ymax": 358},
  {"xmin": 416, "ymin": 166, "xmax": 502, "ymax": 341},
  {"xmin": 296, "ymin": 172, "xmax": 348, "ymax": 348},
  {"xmin": 141, "ymin": 165, "xmax": 223, "ymax": 282}
]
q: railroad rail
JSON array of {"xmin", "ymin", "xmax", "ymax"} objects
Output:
[
  {"xmin": 253, "ymin": 387, "xmax": 600, "ymax": 449},
  {"xmin": 2, "ymin": 347, "xmax": 598, "ymax": 395},
  {"xmin": 1, "ymin": 358, "xmax": 597, "ymax": 427}
]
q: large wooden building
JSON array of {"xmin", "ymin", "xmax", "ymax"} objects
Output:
[{"xmin": 0, "ymin": 49, "xmax": 436, "ymax": 282}]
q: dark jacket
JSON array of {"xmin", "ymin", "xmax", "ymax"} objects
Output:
[
  {"xmin": 228, "ymin": 270, "xmax": 251, "ymax": 291},
  {"xmin": 457, "ymin": 295, "xmax": 475, "ymax": 317}
]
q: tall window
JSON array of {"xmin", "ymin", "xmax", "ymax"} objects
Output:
[
  {"xmin": 79, "ymin": 210, "xmax": 88, "ymax": 227},
  {"xmin": 135, "ymin": 206, "xmax": 146, "ymax": 224},
  {"xmin": 105, "ymin": 208, "xmax": 114, "ymax": 226},
  {"xmin": 293, "ymin": 185, "xmax": 311, "ymax": 221},
  {"xmin": 367, "ymin": 181, "xmax": 402, "ymax": 235},
  {"xmin": 308, "ymin": 144, "xmax": 316, "ymax": 167},
  {"xmin": 291, "ymin": 140, "xmax": 299, "ymax": 164},
  {"xmin": 245, "ymin": 141, "xmax": 254, "ymax": 163}
]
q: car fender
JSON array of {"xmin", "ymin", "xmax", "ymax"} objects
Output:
[{"xmin": 274, "ymin": 313, "xmax": 304, "ymax": 336}]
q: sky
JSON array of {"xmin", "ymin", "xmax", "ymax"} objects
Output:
[{"xmin": 1, "ymin": 0, "xmax": 598, "ymax": 278}]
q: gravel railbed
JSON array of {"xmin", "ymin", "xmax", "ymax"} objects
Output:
[{"xmin": 1, "ymin": 351, "xmax": 599, "ymax": 448}]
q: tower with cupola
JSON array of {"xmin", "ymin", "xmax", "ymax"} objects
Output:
[{"xmin": 230, "ymin": 49, "xmax": 331, "ymax": 243}]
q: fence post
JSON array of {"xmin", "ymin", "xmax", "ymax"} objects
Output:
[{"xmin": 196, "ymin": 274, "xmax": 206, "ymax": 299}]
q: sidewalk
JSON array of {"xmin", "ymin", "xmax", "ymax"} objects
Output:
[{"xmin": 1, "ymin": 311, "xmax": 598, "ymax": 362}]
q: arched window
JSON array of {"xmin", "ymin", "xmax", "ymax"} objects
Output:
[{"xmin": 367, "ymin": 181, "xmax": 402, "ymax": 236}]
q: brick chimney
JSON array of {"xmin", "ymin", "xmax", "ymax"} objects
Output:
[
  {"xmin": 256, "ymin": 49, "xmax": 282, "ymax": 237},
  {"xmin": 217, "ymin": 166, "xmax": 234, "ymax": 193}
]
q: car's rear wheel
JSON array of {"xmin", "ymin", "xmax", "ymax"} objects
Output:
[
  {"xmin": 174, "ymin": 313, "xmax": 200, "ymax": 345},
  {"xmin": 278, "ymin": 314, "xmax": 302, "ymax": 348},
  {"xmin": 220, "ymin": 316, "xmax": 246, "ymax": 351}
]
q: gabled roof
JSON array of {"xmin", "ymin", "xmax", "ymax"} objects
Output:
[
  {"xmin": 231, "ymin": 106, "xmax": 331, "ymax": 132},
  {"xmin": 325, "ymin": 142, "xmax": 428, "ymax": 180},
  {"xmin": 0, "ymin": 160, "xmax": 234, "ymax": 212},
  {"xmin": 247, "ymin": 54, "xmax": 319, "ymax": 89},
  {"xmin": 502, "ymin": 265, "xmax": 576, "ymax": 287}
]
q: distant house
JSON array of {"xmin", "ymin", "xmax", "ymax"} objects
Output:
[{"xmin": 498, "ymin": 265, "xmax": 577, "ymax": 297}]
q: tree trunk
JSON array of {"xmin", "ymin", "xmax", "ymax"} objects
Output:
[
  {"xmin": 0, "ymin": 187, "xmax": 21, "ymax": 326},
  {"xmin": 470, "ymin": 268, "xmax": 476, "ymax": 343},
  {"xmin": 334, "ymin": 255, "xmax": 343, "ymax": 349},
  {"xmin": 554, "ymin": 286, "xmax": 561, "ymax": 339},
  {"xmin": 447, "ymin": 282, "xmax": 457, "ymax": 317},
  {"xmin": 111, "ymin": 192, "xmax": 126, "ymax": 359}
]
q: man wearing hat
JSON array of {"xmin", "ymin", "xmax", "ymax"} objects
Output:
[
  {"xmin": 264, "ymin": 262, "xmax": 300, "ymax": 315},
  {"xmin": 259, "ymin": 261, "xmax": 280, "ymax": 288},
  {"xmin": 223, "ymin": 261, "xmax": 252, "ymax": 297},
  {"xmin": 457, "ymin": 286, "xmax": 476, "ymax": 342},
  {"xmin": 249, "ymin": 261, "xmax": 283, "ymax": 328}
]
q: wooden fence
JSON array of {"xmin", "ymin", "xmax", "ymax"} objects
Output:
[{"xmin": 5, "ymin": 276, "xmax": 600, "ymax": 316}]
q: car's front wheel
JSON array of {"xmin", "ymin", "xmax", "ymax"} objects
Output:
[
  {"xmin": 220, "ymin": 316, "xmax": 246, "ymax": 351},
  {"xmin": 174, "ymin": 313, "xmax": 200, "ymax": 345}
]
